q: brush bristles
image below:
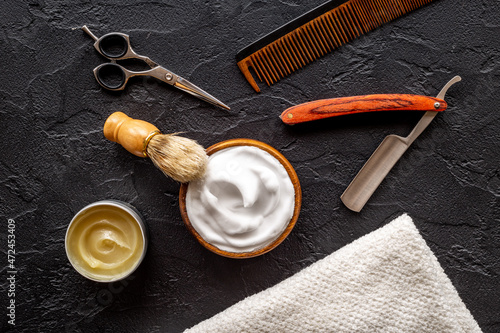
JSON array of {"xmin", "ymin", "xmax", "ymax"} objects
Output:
[
  {"xmin": 238, "ymin": 0, "xmax": 434, "ymax": 90},
  {"xmin": 146, "ymin": 134, "xmax": 208, "ymax": 183}
]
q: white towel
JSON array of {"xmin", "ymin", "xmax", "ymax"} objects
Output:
[{"xmin": 185, "ymin": 214, "xmax": 482, "ymax": 333}]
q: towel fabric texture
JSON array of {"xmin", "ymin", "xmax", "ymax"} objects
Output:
[{"xmin": 185, "ymin": 214, "xmax": 481, "ymax": 333}]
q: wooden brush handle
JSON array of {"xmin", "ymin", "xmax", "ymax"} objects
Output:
[
  {"xmin": 280, "ymin": 94, "xmax": 447, "ymax": 125},
  {"xmin": 103, "ymin": 111, "xmax": 159, "ymax": 157}
]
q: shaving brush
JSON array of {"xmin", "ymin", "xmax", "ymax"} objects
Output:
[{"xmin": 103, "ymin": 112, "xmax": 207, "ymax": 183}]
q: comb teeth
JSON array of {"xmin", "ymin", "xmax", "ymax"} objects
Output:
[{"xmin": 237, "ymin": 0, "xmax": 434, "ymax": 92}]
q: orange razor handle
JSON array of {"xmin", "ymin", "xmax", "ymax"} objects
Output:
[{"xmin": 280, "ymin": 94, "xmax": 447, "ymax": 125}]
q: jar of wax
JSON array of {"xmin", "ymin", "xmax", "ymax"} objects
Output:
[
  {"xmin": 179, "ymin": 139, "xmax": 302, "ymax": 258},
  {"xmin": 65, "ymin": 200, "xmax": 148, "ymax": 282}
]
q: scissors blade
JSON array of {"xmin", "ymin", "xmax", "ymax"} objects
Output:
[{"xmin": 174, "ymin": 77, "xmax": 230, "ymax": 110}]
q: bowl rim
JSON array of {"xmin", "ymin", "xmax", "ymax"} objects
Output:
[
  {"xmin": 65, "ymin": 199, "xmax": 148, "ymax": 282},
  {"xmin": 179, "ymin": 138, "xmax": 302, "ymax": 259}
]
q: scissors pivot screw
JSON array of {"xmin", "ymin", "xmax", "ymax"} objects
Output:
[
  {"xmin": 165, "ymin": 73, "xmax": 173, "ymax": 81},
  {"xmin": 434, "ymin": 102, "xmax": 441, "ymax": 109}
]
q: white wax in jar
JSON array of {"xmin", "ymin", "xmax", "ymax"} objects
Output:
[{"xmin": 185, "ymin": 146, "xmax": 295, "ymax": 253}]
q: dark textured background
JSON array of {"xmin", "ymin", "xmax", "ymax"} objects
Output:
[{"xmin": 1, "ymin": 0, "xmax": 499, "ymax": 332}]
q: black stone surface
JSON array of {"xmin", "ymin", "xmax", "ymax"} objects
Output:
[{"xmin": 1, "ymin": 1, "xmax": 499, "ymax": 332}]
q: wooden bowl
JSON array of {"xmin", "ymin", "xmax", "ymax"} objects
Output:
[{"xmin": 179, "ymin": 139, "xmax": 302, "ymax": 258}]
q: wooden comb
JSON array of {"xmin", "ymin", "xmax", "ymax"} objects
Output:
[{"xmin": 236, "ymin": 0, "xmax": 435, "ymax": 92}]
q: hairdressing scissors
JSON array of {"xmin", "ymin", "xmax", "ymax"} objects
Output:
[{"xmin": 82, "ymin": 25, "xmax": 230, "ymax": 110}]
